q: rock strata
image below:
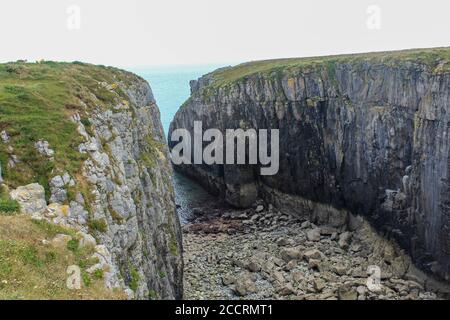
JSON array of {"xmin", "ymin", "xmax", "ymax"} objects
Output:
[{"xmin": 170, "ymin": 48, "xmax": 450, "ymax": 281}]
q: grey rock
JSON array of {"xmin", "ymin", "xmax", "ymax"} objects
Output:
[
  {"xmin": 169, "ymin": 56, "xmax": 450, "ymax": 280},
  {"xmin": 303, "ymin": 249, "xmax": 323, "ymax": 261},
  {"xmin": 338, "ymin": 232, "xmax": 352, "ymax": 249},
  {"xmin": 10, "ymin": 183, "xmax": 47, "ymax": 214},
  {"xmin": 255, "ymin": 205, "xmax": 264, "ymax": 213},
  {"xmin": 222, "ymin": 274, "xmax": 235, "ymax": 286},
  {"xmin": 278, "ymin": 283, "xmax": 295, "ymax": 296},
  {"xmin": 1, "ymin": 130, "xmax": 10, "ymax": 143},
  {"xmin": 77, "ymin": 231, "xmax": 96, "ymax": 248},
  {"xmin": 307, "ymin": 228, "xmax": 321, "ymax": 242},
  {"xmin": 280, "ymin": 247, "xmax": 302, "ymax": 262},
  {"xmin": 34, "ymin": 140, "xmax": 55, "ymax": 157},
  {"xmin": 338, "ymin": 285, "xmax": 358, "ymax": 300},
  {"xmin": 246, "ymin": 259, "xmax": 261, "ymax": 272},
  {"xmin": 234, "ymin": 274, "xmax": 257, "ymax": 296}
]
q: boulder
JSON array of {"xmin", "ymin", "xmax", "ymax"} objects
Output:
[
  {"xmin": 234, "ymin": 274, "xmax": 257, "ymax": 296},
  {"xmin": 51, "ymin": 234, "xmax": 72, "ymax": 248},
  {"xmin": 313, "ymin": 278, "xmax": 326, "ymax": 292},
  {"xmin": 255, "ymin": 205, "xmax": 264, "ymax": 213},
  {"xmin": 222, "ymin": 274, "xmax": 235, "ymax": 286},
  {"xmin": 77, "ymin": 231, "xmax": 97, "ymax": 248},
  {"xmin": 332, "ymin": 264, "xmax": 347, "ymax": 276},
  {"xmin": 246, "ymin": 258, "xmax": 261, "ymax": 272},
  {"xmin": 303, "ymin": 249, "xmax": 323, "ymax": 260},
  {"xmin": 338, "ymin": 232, "xmax": 352, "ymax": 249},
  {"xmin": 338, "ymin": 285, "xmax": 358, "ymax": 300},
  {"xmin": 10, "ymin": 183, "xmax": 47, "ymax": 214},
  {"xmin": 278, "ymin": 283, "xmax": 295, "ymax": 296},
  {"xmin": 306, "ymin": 228, "xmax": 321, "ymax": 242},
  {"xmin": 280, "ymin": 247, "xmax": 302, "ymax": 262}
]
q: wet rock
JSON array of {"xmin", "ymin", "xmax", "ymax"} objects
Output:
[{"xmin": 255, "ymin": 205, "xmax": 264, "ymax": 213}]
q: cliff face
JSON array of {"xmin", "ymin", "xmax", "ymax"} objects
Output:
[
  {"xmin": 0, "ymin": 62, "xmax": 182, "ymax": 299},
  {"xmin": 169, "ymin": 48, "xmax": 450, "ymax": 281}
]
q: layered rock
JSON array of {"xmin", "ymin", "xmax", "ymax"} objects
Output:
[
  {"xmin": 1, "ymin": 63, "xmax": 182, "ymax": 299},
  {"xmin": 169, "ymin": 48, "xmax": 450, "ymax": 281}
]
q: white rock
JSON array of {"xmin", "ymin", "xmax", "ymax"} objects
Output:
[
  {"xmin": 77, "ymin": 231, "xmax": 97, "ymax": 248},
  {"xmin": 10, "ymin": 183, "xmax": 47, "ymax": 214},
  {"xmin": 51, "ymin": 234, "xmax": 72, "ymax": 247}
]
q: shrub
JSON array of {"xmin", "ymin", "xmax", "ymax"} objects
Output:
[
  {"xmin": 93, "ymin": 268, "xmax": 104, "ymax": 280},
  {"xmin": 0, "ymin": 198, "xmax": 20, "ymax": 215},
  {"xmin": 129, "ymin": 266, "xmax": 140, "ymax": 292},
  {"xmin": 88, "ymin": 218, "xmax": 108, "ymax": 233},
  {"xmin": 66, "ymin": 239, "xmax": 79, "ymax": 252}
]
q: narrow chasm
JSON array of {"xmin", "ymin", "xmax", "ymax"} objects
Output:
[{"xmin": 166, "ymin": 48, "xmax": 450, "ymax": 300}]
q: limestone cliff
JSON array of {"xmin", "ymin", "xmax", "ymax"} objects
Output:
[
  {"xmin": 169, "ymin": 48, "xmax": 450, "ymax": 281},
  {"xmin": 0, "ymin": 61, "xmax": 182, "ymax": 299}
]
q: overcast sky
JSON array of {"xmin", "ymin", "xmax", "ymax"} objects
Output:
[{"xmin": 0, "ymin": 0, "xmax": 449, "ymax": 67}]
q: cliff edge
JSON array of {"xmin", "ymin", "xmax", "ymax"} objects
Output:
[
  {"xmin": 169, "ymin": 47, "xmax": 450, "ymax": 282},
  {"xmin": 0, "ymin": 61, "xmax": 182, "ymax": 299}
]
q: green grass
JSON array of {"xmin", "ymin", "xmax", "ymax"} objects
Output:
[
  {"xmin": 129, "ymin": 265, "xmax": 140, "ymax": 292},
  {"xmin": 0, "ymin": 214, "xmax": 125, "ymax": 299},
  {"xmin": 0, "ymin": 185, "xmax": 20, "ymax": 215},
  {"xmin": 88, "ymin": 218, "xmax": 108, "ymax": 233},
  {"xmin": 202, "ymin": 47, "xmax": 450, "ymax": 90},
  {"xmin": 0, "ymin": 61, "xmax": 144, "ymax": 191}
]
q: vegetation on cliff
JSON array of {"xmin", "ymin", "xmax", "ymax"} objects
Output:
[
  {"xmin": 0, "ymin": 214, "xmax": 125, "ymax": 299},
  {"xmin": 0, "ymin": 61, "xmax": 145, "ymax": 196},
  {"xmin": 202, "ymin": 47, "xmax": 450, "ymax": 90}
]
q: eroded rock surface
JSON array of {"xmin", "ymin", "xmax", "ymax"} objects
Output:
[{"xmin": 170, "ymin": 48, "xmax": 450, "ymax": 281}]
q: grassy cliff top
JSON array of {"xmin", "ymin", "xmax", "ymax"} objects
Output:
[
  {"xmin": 206, "ymin": 47, "xmax": 450, "ymax": 88},
  {"xmin": 0, "ymin": 61, "xmax": 141, "ymax": 194}
]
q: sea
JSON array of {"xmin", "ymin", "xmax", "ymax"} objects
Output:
[{"xmin": 130, "ymin": 64, "xmax": 228, "ymax": 224}]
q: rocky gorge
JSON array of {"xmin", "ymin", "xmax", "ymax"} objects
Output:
[
  {"xmin": 1, "ymin": 48, "xmax": 449, "ymax": 300},
  {"xmin": 170, "ymin": 47, "xmax": 450, "ymax": 292}
]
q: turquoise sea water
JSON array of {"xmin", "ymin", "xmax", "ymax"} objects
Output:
[
  {"xmin": 130, "ymin": 64, "xmax": 226, "ymax": 135},
  {"xmin": 130, "ymin": 64, "xmax": 228, "ymax": 223}
]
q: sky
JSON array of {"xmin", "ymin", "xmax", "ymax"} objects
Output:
[{"xmin": 0, "ymin": 0, "xmax": 449, "ymax": 67}]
